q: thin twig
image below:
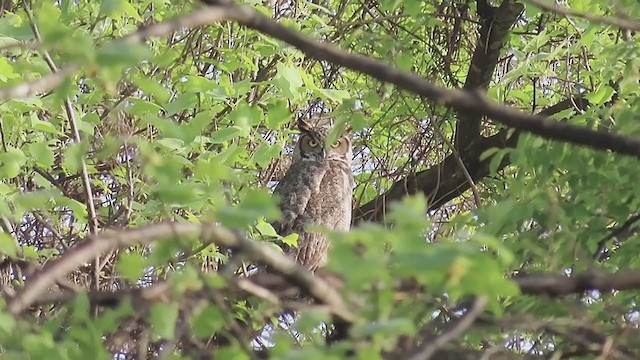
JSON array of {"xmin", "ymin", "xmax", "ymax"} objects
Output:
[{"xmin": 408, "ymin": 296, "xmax": 488, "ymax": 360}]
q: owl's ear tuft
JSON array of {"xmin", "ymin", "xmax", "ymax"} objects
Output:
[
  {"xmin": 343, "ymin": 124, "xmax": 353, "ymax": 135},
  {"xmin": 297, "ymin": 118, "xmax": 313, "ymax": 133}
]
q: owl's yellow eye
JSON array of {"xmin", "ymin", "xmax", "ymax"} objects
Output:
[
  {"xmin": 331, "ymin": 140, "xmax": 341, "ymax": 148},
  {"xmin": 307, "ymin": 138, "xmax": 319, "ymax": 147}
]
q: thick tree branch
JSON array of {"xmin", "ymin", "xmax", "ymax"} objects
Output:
[
  {"xmin": 454, "ymin": 0, "xmax": 523, "ymax": 153},
  {"xmin": 355, "ymin": 96, "xmax": 587, "ymax": 223},
  {"xmin": 514, "ymin": 269, "xmax": 640, "ymax": 297}
]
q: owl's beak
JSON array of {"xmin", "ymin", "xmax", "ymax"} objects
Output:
[{"xmin": 321, "ymin": 148, "xmax": 326, "ymax": 159}]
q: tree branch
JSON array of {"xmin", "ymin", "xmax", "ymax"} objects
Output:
[
  {"xmin": 514, "ymin": 269, "xmax": 640, "ymax": 297},
  {"xmin": 223, "ymin": 3, "xmax": 640, "ymax": 158},
  {"xmin": 454, "ymin": 0, "xmax": 523, "ymax": 153},
  {"xmin": 4, "ymin": 2, "xmax": 636, "ymax": 160},
  {"xmin": 355, "ymin": 96, "xmax": 587, "ymax": 223},
  {"xmin": 526, "ymin": 0, "xmax": 640, "ymax": 32},
  {"xmin": 6, "ymin": 222, "xmax": 354, "ymax": 323},
  {"xmin": 0, "ymin": 64, "xmax": 78, "ymax": 100}
]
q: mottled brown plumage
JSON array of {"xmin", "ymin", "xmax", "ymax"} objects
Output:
[{"xmin": 273, "ymin": 117, "xmax": 353, "ymax": 272}]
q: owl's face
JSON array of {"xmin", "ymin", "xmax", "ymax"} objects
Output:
[{"xmin": 293, "ymin": 117, "xmax": 352, "ymax": 164}]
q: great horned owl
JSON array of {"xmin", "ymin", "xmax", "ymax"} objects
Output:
[{"xmin": 273, "ymin": 117, "xmax": 354, "ymax": 272}]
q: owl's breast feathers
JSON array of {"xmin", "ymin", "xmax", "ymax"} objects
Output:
[
  {"xmin": 272, "ymin": 160, "xmax": 330, "ymax": 235},
  {"xmin": 273, "ymin": 159, "xmax": 353, "ymax": 271}
]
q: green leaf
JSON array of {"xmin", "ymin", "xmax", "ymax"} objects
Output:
[
  {"xmin": 253, "ymin": 142, "xmax": 281, "ymax": 168},
  {"xmin": 0, "ymin": 57, "xmax": 18, "ymax": 82},
  {"xmin": 127, "ymin": 98, "xmax": 164, "ymax": 115},
  {"xmin": 0, "ymin": 147, "xmax": 27, "ymax": 179},
  {"xmin": 149, "ymin": 302, "xmax": 179, "ymax": 340},
  {"xmin": 62, "ymin": 142, "xmax": 87, "ymax": 175},
  {"xmin": 266, "ymin": 100, "xmax": 291, "ymax": 129},
  {"xmin": 55, "ymin": 196, "xmax": 88, "ymax": 221},
  {"xmin": 211, "ymin": 126, "xmax": 243, "ymax": 143},
  {"xmin": 133, "ymin": 76, "xmax": 171, "ymax": 103},
  {"xmin": 190, "ymin": 305, "xmax": 226, "ymax": 338},
  {"xmin": 228, "ymin": 102, "xmax": 263, "ymax": 131},
  {"xmin": 21, "ymin": 245, "xmax": 39, "ymax": 259},
  {"xmin": 281, "ymin": 233, "xmax": 298, "ymax": 246},
  {"xmin": 325, "ymin": 117, "xmax": 348, "ymax": 146},
  {"xmin": 273, "ymin": 62, "xmax": 304, "ymax": 99},
  {"xmin": 152, "ymin": 182, "xmax": 201, "ymax": 205},
  {"xmin": 217, "ymin": 189, "xmax": 281, "ymax": 227},
  {"xmin": 350, "ymin": 113, "xmax": 367, "ymax": 131},
  {"xmin": 183, "ymin": 75, "xmax": 217, "ymax": 93},
  {"xmin": 96, "ymin": 41, "xmax": 152, "ymax": 67},
  {"xmin": 585, "ymin": 85, "xmax": 615, "ymax": 105},
  {"xmin": 182, "ymin": 111, "xmax": 214, "ymax": 143},
  {"xmin": 22, "ymin": 333, "xmax": 57, "ymax": 358},
  {"xmin": 116, "ymin": 251, "xmax": 147, "ymax": 283},
  {"xmin": 156, "ymin": 138, "xmax": 186, "ymax": 152},
  {"xmin": 489, "ymin": 148, "xmax": 511, "ymax": 174},
  {"xmin": 480, "ymin": 147, "xmax": 500, "ymax": 161},
  {"xmin": 0, "ymin": 232, "xmax": 17, "ymax": 257},
  {"xmin": 0, "ymin": 15, "xmax": 34, "ymax": 41},
  {"xmin": 163, "ymin": 93, "xmax": 199, "ymax": 116},
  {"xmin": 256, "ymin": 219, "xmax": 279, "ymax": 237},
  {"xmin": 215, "ymin": 347, "xmax": 250, "ymax": 360},
  {"xmin": 350, "ymin": 318, "xmax": 416, "ymax": 338},
  {"xmin": 316, "ymin": 88, "xmax": 350, "ymax": 102},
  {"xmin": 404, "ymin": 0, "xmax": 422, "ymax": 13},
  {"xmin": 99, "ymin": 0, "xmax": 124, "ymax": 17},
  {"xmin": 122, "ymin": 0, "xmax": 144, "ymax": 22},
  {"xmin": 27, "ymin": 142, "xmax": 55, "ymax": 169},
  {"xmin": 30, "ymin": 112, "xmax": 61, "ymax": 134},
  {"xmin": 386, "ymin": 193, "xmax": 429, "ymax": 231},
  {"xmin": 0, "ymin": 311, "xmax": 17, "ymax": 334},
  {"xmin": 396, "ymin": 51, "xmax": 413, "ymax": 71}
]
